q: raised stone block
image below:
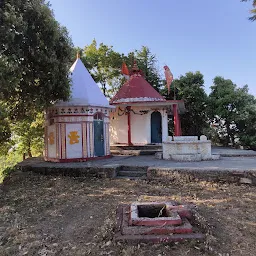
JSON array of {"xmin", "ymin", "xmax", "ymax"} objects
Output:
[
  {"xmin": 115, "ymin": 203, "xmax": 205, "ymax": 244},
  {"xmin": 155, "ymin": 152, "xmax": 163, "ymax": 159},
  {"xmin": 209, "ymin": 154, "xmax": 220, "ymax": 160},
  {"xmin": 162, "ymin": 136, "xmax": 217, "ymax": 161},
  {"xmin": 171, "ymin": 153, "xmax": 202, "ymax": 162},
  {"xmin": 130, "ymin": 202, "xmax": 182, "ymax": 226}
]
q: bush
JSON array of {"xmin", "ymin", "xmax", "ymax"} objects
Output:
[{"xmin": 0, "ymin": 152, "xmax": 22, "ymax": 183}]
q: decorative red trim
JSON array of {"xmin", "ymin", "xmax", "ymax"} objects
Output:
[
  {"xmin": 173, "ymin": 104, "xmax": 182, "ymax": 136},
  {"xmin": 64, "ymin": 124, "xmax": 67, "ymax": 159},
  {"xmin": 85, "ymin": 122, "xmax": 88, "ymax": 157},
  {"xmin": 60, "ymin": 124, "xmax": 63, "ymax": 159},
  {"xmin": 54, "ymin": 114, "xmax": 93, "ymax": 117},
  {"xmin": 81, "ymin": 123, "xmax": 84, "ymax": 158},
  {"xmin": 53, "ymin": 114, "xmax": 109, "ymax": 118},
  {"xmin": 111, "ymin": 100, "xmax": 166, "ymax": 105},
  {"xmin": 110, "ymin": 100, "xmax": 184, "ymax": 105},
  {"xmin": 55, "ymin": 124, "xmax": 58, "ymax": 158},
  {"xmin": 45, "ymin": 126, "xmax": 48, "ymax": 158},
  {"xmin": 45, "ymin": 155, "xmax": 112, "ymax": 163},
  {"xmin": 127, "ymin": 106, "xmax": 133, "ymax": 146}
]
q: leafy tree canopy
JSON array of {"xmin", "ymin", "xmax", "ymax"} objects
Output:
[
  {"xmin": 163, "ymin": 72, "xmax": 208, "ymax": 136},
  {"xmin": 81, "ymin": 39, "xmax": 123, "ymax": 97},
  {"xmin": 208, "ymin": 76, "xmax": 255, "ymax": 146},
  {"xmin": 242, "ymin": 0, "xmax": 256, "ymax": 21},
  {"xmin": 133, "ymin": 46, "xmax": 163, "ymax": 92},
  {"xmin": 0, "ymin": 0, "xmax": 73, "ymax": 120},
  {"xmin": 80, "ymin": 41, "xmax": 163, "ymax": 97}
]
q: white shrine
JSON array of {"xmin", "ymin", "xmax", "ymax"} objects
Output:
[
  {"xmin": 109, "ymin": 63, "xmax": 185, "ymax": 145},
  {"xmin": 44, "ymin": 56, "xmax": 113, "ymax": 162}
]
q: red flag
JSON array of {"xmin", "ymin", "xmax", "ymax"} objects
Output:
[
  {"xmin": 121, "ymin": 62, "xmax": 130, "ymax": 80},
  {"xmin": 164, "ymin": 65, "xmax": 173, "ymax": 94}
]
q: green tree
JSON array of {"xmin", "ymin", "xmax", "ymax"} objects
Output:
[
  {"xmin": 237, "ymin": 103, "xmax": 256, "ymax": 149},
  {"xmin": 0, "ymin": 0, "xmax": 73, "ymax": 120},
  {"xmin": 208, "ymin": 77, "xmax": 255, "ymax": 146},
  {"xmin": 11, "ymin": 112, "xmax": 45, "ymax": 157},
  {"xmin": 242, "ymin": 0, "xmax": 256, "ymax": 21},
  {"xmin": 134, "ymin": 46, "xmax": 163, "ymax": 92},
  {"xmin": 162, "ymin": 72, "xmax": 208, "ymax": 136},
  {"xmin": 0, "ymin": 103, "xmax": 11, "ymax": 155},
  {"xmin": 81, "ymin": 43, "xmax": 163, "ymax": 97}
]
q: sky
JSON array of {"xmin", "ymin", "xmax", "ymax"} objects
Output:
[{"xmin": 49, "ymin": 0, "xmax": 256, "ymax": 95}]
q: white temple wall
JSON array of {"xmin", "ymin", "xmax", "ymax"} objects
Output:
[
  {"xmin": 131, "ymin": 107, "xmax": 150, "ymax": 144},
  {"xmin": 110, "ymin": 111, "xmax": 128, "ymax": 144},
  {"xmin": 160, "ymin": 109, "xmax": 168, "ymax": 142},
  {"xmin": 109, "ymin": 106, "xmax": 169, "ymax": 145}
]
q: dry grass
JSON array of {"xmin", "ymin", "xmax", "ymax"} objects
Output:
[{"xmin": 0, "ymin": 171, "xmax": 256, "ymax": 256}]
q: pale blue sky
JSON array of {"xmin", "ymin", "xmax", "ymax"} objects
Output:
[{"xmin": 49, "ymin": 0, "xmax": 255, "ymax": 95}]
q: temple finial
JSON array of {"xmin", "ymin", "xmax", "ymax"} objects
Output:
[{"xmin": 76, "ymin": 51, "xmax": 80, "ymax": 59}]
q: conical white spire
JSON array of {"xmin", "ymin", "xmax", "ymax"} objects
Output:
[{"xmin": 56, "ymin": 58, "xmax": 110, "ymax": 107}]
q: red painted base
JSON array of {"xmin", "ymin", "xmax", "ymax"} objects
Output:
[
  {"xmin": 44, "ymin": 155, "xmax": 112, "ymax": 163},
  {"xmin": 115, "ymin": 204, "xmax": 204, "ymax": 244}
]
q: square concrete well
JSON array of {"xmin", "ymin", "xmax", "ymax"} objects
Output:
[{"xmin": 130, "ymin": 202, "xmax": 182, "ymax": 226}]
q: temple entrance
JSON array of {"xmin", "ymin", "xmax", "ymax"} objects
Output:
[
  {"xmin": 94, "ymin": 113, "xmax": 105, "ymax": 156},
  {"xmin": 151, "ymin": 111, "xmax": 162, "ymax": 143}
]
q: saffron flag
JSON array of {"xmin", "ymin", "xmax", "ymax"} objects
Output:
[
  {"xmin": 121, "ymin": 62, "xmax": 130, "ymax": 80},
  {"xmin": 164, "ymin": 65, "xmax": 173, "ymax": 94}
]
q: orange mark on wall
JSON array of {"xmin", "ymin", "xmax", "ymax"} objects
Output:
[
  {"xmin": 68, "ymin": 131, "xmax": 80, "ymax": 144},
  {"xmin": 48, "ymin": 132, "xmax": 55, "ymax": 145}
]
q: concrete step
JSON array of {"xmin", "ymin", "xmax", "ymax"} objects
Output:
[
  {"xmin": 111, "ymin": 149, "xmax": 161, "ymax": 156},
  {"xmin": 117, "ymin": 170, "xmax": 147, "ymax": 177},
  {"xmin": 116, "ymin": 176, "xmax": 147, "ymax": 180},
  {"xmin": 110, "ymin": 145, "xmax": 162, "ymax": 151},
  {"xmin": 121, "ymin": 166, "xmax": 148, "ymax": 172}
]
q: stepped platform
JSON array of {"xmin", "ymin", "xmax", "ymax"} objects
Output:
[
  {"xmin": 110, "ymin": 144, "xmax": 162, "ymax": 156},
  {"xmin": 17, "ymin": 151, "xmax": 256, "ymax": 185},
  {"xmin": 110, "ymin": 144, "xmax": 256, "ymax": 157}
]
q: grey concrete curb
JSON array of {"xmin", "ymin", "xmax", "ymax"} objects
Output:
[
  {"xmin": 14, "ymin": 161, "xmax": 256, "ymax": 186},
  {"xmin": 147, "ymin": 167, "xmax": 256, "ymax": 185}
]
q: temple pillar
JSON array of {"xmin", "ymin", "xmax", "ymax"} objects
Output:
[
  {"xmin": 173, "ymin": 104, "xmax": 182, "ymax": 136},
  {"xmin": 127, "ymin": 106, "xmax": 132, "ymax": 145}
]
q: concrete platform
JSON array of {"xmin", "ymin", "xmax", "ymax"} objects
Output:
[
  {"xmin": 16, "ymin": 150, "xmax": 256, "ymax": 185},
  {"xmin": 110, "ymin": 145, "xmax": 256, "ymax": 157}
]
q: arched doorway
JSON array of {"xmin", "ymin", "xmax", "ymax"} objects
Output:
[
  {"xmin": 151, "ymin": 111, "xmax": 162, "ymax": 143},
  {"xmin": 94, "ymin": 113, "xmax": 105, "ymax": 156}
]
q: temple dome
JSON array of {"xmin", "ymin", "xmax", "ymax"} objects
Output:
[
  {"xmin": 110, "ymin": 67, "xmax": 166, "ymax": 104},
  {"xmin": 56, "ymin": 58, "xmax": 110, "ymax": 107}
]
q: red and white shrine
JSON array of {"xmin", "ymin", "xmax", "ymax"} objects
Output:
[
  {"xmin": 44, "ymin": 56, "xmax": 114, "ymax": 162},
  {"xmin": 109, "ymin": 63, "xmax": 185, "ymax": 145}
]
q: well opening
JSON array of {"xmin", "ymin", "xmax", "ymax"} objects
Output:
[{"xmin": 137, "ymin": 204, "xmax": 167, "ymax": 218}]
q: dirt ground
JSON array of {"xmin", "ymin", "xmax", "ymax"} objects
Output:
[{"xmin": 0, "ymin": 171, "xmax": 256, "ymax": 256}]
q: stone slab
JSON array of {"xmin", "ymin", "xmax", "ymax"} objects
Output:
[
  {"xmin": 115, "ymin": 205, "xmax": 205, "ymax": 244},
  {"xmin": 114, "ymin": 233, "xmax": 205, "ymax": 244},
  {"xmin": 165, "ymin": 136, "xmax": 198, "ymax": 142},
  {"xmin": 130, "ymin": 202, "xmax": 182, "ymax": 226},
  {"xmin": 122, "ymin": 205, "xmax": 193, "ymax": 235}
]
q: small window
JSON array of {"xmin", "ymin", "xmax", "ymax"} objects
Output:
[{"xmin": 94, "ymin": 112, "xmax": 103, "ymax": 120}]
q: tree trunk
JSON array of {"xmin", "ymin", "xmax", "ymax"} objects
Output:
[
  {"xmin": 102, "ymin": 82, "xmax": 106, "ymax": 96},
  {"xmin": 27, "ymin": 141, "xmax": 32, "ymax": 158}
]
